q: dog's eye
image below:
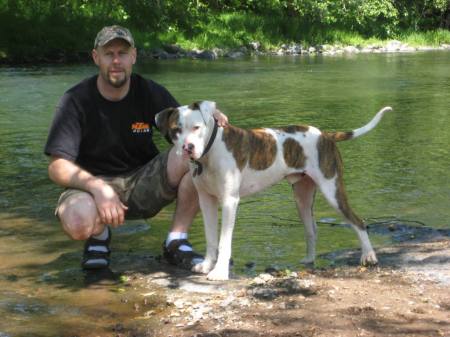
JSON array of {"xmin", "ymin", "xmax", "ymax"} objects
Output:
[
  {"xmin": 193, "ymin": 126, "xmax": 200, "ymax": 131},
  {"xmin": 172, "ymin": 127, "xmax": 181, "ymax": 134}
]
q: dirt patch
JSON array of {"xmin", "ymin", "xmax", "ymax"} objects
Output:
[{"xmin": 103, "ymin": 239, "xmax": 450, "ymax": 337}]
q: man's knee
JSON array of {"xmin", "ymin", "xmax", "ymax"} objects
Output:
[
  {"xmin": 167, "ymin": 147, "xmax": 190, "ymax": 187},
  {"xmin": 57, "ymin": 193, "xmax": 98, "ymax": 240}
]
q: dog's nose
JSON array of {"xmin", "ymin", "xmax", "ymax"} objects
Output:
[{"xmin": 183, "ymin": 143, "xmax": 194, "ymax": 152}]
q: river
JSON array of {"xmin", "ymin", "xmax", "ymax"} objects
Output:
[{"xmin": 0, "ymin": 51, "xmax": 449, "ymax": 336}]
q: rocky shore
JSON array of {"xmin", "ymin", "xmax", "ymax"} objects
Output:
[
  {"xmin": 104, "ymin": 236, "xmax": 450, "ymax": 337},
  {"xmin": 142, "ymin": 40, "xmax": 450, "ymax": 60}
]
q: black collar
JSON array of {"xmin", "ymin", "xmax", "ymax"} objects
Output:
[{"xmin": 191, "ymin": 119, "xmax": 218, "ymax": 177}]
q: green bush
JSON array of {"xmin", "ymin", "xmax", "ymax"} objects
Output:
[{"xmin": 0, "ymin": 0, "xmax": 449, "ymax": 63}]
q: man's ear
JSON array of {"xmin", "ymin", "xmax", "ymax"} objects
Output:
[
  {"xmin": 92, "ymin": 48, "xmax": 99, "ymax": 66},
  {"xmin": 155, "ymin": 107, "xmax": 177, "ymax": 143}
]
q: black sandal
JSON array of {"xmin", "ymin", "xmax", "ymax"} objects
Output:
[
  {"xmin": 82, "ymin": 227, "xmax": 111, "ymax": 270},
  {"xmin": 162, "ymin": 239, "xmax": 204, "ymax": 270}
]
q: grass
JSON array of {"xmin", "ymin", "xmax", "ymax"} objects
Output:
[
  {"xmin": 145, "ymin": 12, "xmax": 450, "ymax": 52},
  {"xmin": 396, "ymin": 29, "xmax": 450, "ymax": 47}
]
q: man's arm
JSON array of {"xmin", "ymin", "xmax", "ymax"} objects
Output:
[{"xmin": 48, "ymin": 156, "xmax": 127, "ymax": 227}]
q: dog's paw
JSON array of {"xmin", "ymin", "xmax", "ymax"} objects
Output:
[
  {"xmin": 360, "ymin": 251, "xmax": 378, "ymax": 266},
  {"xmin": 192, "ymin": 260, "xmax": 214, "ymax": 274},
  {"xmin": 207, "ymin": 267, "xmax": 229, "ymax": 281},
  {"xmin": 300, "ymin": 256, "xmax": 315, "ymax": 265}
]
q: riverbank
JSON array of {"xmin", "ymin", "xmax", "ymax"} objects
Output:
[
  {"xmin": 142, "ymin": 40, "xmax": 450, "ymax": 60},
  {"xmin": 83, "ymin": 236, "xmax": 450, "ymax": 337},
  {"xmin": 2, "ymin": 39, "xmax": 450, "ymax": 65}
]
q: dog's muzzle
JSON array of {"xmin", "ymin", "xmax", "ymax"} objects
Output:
[{"xmin": 183, "ymin": 143, "xmax": 195, "ymax": 156}]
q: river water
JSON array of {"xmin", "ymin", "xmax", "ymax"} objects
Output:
[{"xmin": 0, "ymin": 51, "xmax": 449, "ymax": 336}]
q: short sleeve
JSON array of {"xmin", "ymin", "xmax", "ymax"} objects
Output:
[{"xmin": 44, "ymin": 93, "xmax": 82, "ymax": 161}]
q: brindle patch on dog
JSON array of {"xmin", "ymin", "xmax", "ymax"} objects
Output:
[
  {"xmin": 188, "ymin": 101, "xmax": 201, "ymax": 111},
  {"xmin": 279, "ymin": 125, "xmax": 310, "ymax": 134},
  {"xmin": 336, "ymin": 177, "xmax": 365, "ymax": 229},
  {"xmin": 328, "ymin": 131, "xmax": 354, "ymax": 142},
  {"xmin": 283, "ymin": 138, "xmax": 306, "ymax": 169},
  {"xmin": 317, "ymin": 134, "xmax": 339, "ymax": 179},
  {"xmin": 222, "ymin": 126, "xmax": 250, "ymax": 170},
  {"xmin": 317, "ymin": 134, "xmax": 365, "ymax": 229},
  {"xmin": 248, "ymin": 129, "xmax": 277, "ymax": 170},
  {"xmin": 167, "ymin": 108, "xmax": 180, "ymax": 142},
  {"xmin": 222, "ymin": 127, "xmax": 277, "ymax": 171}
]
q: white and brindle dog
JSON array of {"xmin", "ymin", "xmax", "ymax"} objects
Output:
[{"xmin": 156, "ymin": 101, "xmax": 392, "ymax": 280}]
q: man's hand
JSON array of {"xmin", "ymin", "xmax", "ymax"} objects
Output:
[
  {"xmin": 48, "ymin": 157, "xmax": 128, "ymax": 227},
  {"xmin": 213, "ymin": 109, "xmax": 229, "ymax": 127},
  {"xmin": 90, "ymin": 180, "xmax": 128, "ymax": 227}
]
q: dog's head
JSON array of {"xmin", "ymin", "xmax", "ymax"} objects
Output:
[{"xmin": 155, "ymin": 100, "xmax": 216, "ymax": 160}]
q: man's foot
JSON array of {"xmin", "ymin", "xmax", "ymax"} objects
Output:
[
  {"xmin": 82, "ymin": 227, "xmax": 111, "ymax": 270},
  {"xmin": 162, "ymin": 239, "xmax": 204, "ymax": 270}
]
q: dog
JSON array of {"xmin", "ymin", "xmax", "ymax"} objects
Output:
[{"xmin": 156, "ymin": 101, "xmax": 392, "ymax": 280}]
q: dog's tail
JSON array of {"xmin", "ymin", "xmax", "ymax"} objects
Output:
[{"xmin": 327, "ymin": 106, "xmax": 392, "ymax": 142}]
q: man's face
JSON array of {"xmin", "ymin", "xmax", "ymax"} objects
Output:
[{"xmin": 92, "ymin": 39, "xmax": 136, "ymax": 88}]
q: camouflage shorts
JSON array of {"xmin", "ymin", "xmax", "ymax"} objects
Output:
[{"xmin": 56, "ymin": 151, "xmax": 177, "ymax": 220}]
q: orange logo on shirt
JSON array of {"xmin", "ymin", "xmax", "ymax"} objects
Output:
[{"xmin": 131, "ymin": 122, "xmax": 150, "ymax": 133}]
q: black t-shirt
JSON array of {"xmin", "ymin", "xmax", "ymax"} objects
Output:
[{"xmin": 44, "ymin": 73, "xmax": 179, "ymax": 176}]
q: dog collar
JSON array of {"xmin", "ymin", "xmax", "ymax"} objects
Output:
[{"xmin": 191, "ymin": 119, "xmax": 219, "ymax": 177}]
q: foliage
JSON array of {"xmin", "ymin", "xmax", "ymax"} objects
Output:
[{"xmin": 0, "ymin": 0, "xmax": 449, "ymax": 63}]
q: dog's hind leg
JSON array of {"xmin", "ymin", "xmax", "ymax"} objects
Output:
[
  {"xmin": 192, "ymin": 191, "xmax": 219, "ymax": 275},
  {"xmin": 315, "ymin": 174, "xmax": 378, "ymax": 266},
  {"xmin": 291, "ymin": 174, "xmax": 318, "ymax": 264}
]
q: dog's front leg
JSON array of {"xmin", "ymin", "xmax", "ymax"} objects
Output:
[
  {"xmin": 207, "ymin": 195, "xmax": 239, "ymax": 281},
  {"xmin": 192, "ymin": 190, "xmax": 219, "ymax": 274}
]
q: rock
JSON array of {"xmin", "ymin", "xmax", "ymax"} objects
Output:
[
  {"xmin": 226, "ymin": 51, "xmax": 246, "ymax": 59},
  {"xmin": 285, "ymin": 43, "xmax": 302, "ymax": 55},
  {"xmin": 220, "ymin": 295, "xmax": 235, "ymax": 307},
  {"xmin": 173, "ymin": 299, "xmax": 185, "ymax": 309},
  {"xmin": 251, "ymin": 287, "xmax": 277, "ymax": 299},
  {"xmin": 249, "ymin": 41, "xmax": 261, "ymax": 51},
  {"xmin": 344, "ymin": 46, "xmax": 359, "ymax": 53},
  {"xmin": 238, "ymin": 298, "xmax": 250, "ymax": 306},
  {"xmin": 197, "ymin": 50, "xmax": 217, "ymax": 60},
  {"xmin": 417, "ymin": 46, "xmax": 435, "ymax": 51},
  {"xmin": 163, "ymin": 44, "xmax": 184, "ymax": 54},
  {"xmin": 401, "ymin": 46, "xmax": 416, "ymax": 52},
  {"xmin": 385, "ymin": 40, "xmax": 403, "ymax": 52},
  {"xmin": 152, "ymin": 49, "xmax": 179, "ymax": 59},
  {"xmin": 253, "ymin": 273, "xmax": 274, "ymax": 284}
]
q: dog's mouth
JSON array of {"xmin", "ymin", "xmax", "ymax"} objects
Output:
[{"xmin": 182, "ymin": 148, "xmax": 195, "ymax": 159}]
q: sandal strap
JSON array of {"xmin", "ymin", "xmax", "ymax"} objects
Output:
[
  {"xmin": 82, "ymin": 227, "xmax": 111, "ymax": 270},
  {"xmin": 83, "ymin": 227, "xmax": 111, "ymax": 254},
  {"xmin": 166, "ymin": 239, "xmax": 192, "ymax": 252},
  {"xmin": 163, "ymin": 239, "xmax": 204, "ymax": 269}
]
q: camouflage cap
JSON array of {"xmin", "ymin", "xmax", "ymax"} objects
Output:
[{"xmin": 94, "ymin": 25, "xmax": 135, "ymax": 48}]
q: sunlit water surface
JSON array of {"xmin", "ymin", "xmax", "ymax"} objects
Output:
[{"xmin": 1, "ymin": 51, "xmax": 449, "ymax": 335}]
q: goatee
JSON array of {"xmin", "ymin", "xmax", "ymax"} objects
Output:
[{"xmin": 108, "ymin": 76, "xmax": 127, "ymax": 88}]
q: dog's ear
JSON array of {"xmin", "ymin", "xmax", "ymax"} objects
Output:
[
  {"xmin": 190, "ymin": 101, "xmax": 216, "ymax": 122},
  {"xmin": 199, "ymin": 101, "xmax": 216, "ymax": 120},
  {"xmin": 155, "ymin": 107, "xmax": 177, "ymax": 143}
]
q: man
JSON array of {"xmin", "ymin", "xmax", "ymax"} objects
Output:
[{"xmin": 45, "ymin": 25, "xmax": 228, "ymax": 270}]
